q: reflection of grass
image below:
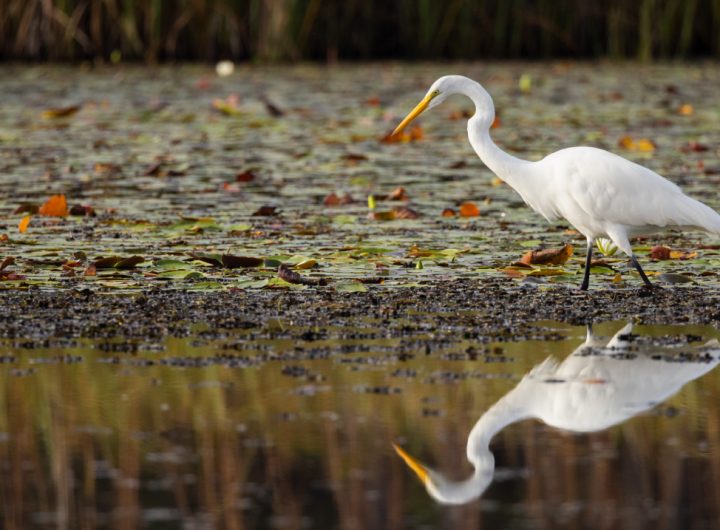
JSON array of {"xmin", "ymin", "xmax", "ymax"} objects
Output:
[
  {"xmin": 1, "ymin": 325, "xmax": 720, "ymax": 527},
  {"xmin": 0, "ymin": 1, "xmax": 715, "ymax": 61}
]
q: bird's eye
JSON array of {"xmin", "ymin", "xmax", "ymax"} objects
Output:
[{"xmin": 432, "ymin": 90, "xmax": 440, "ymax": 97}]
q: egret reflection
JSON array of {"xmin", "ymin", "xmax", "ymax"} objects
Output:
[{"xmin": 395, "ymin": 323, "xmax": 720, "ymax": 505}]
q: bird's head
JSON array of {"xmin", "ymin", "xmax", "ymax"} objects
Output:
[
  {"xmin": 391, "ymin": 75, "xmax": 483, "ymax": 138},
  {"xmin": 392, "ymin": 443, "xmax": 494, "ymax": 505}
]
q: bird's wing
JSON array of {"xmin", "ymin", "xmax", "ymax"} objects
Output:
[{"xmin": 542, "ymin": 147, "xmax": 709, "ymax": 230}]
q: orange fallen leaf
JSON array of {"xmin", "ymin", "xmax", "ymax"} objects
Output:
[
  {"xmin": 520, "ymin": 244, "xmax": 574, "ymax": 266},
  {"xmin": 459, "ymin": 202, "xmax": 480, "ymax": 217},
  {"xmin": 38, "ymin": 194, "xmax": 68, "ymax": 217},
  {"xmin": 678, "ymin": 104, "xmax": 694, "ymax": 116},
  {"xmin": 18, "ymin": 215, "xmax": 31, "ymax": 233},
  {"xmin": 491, "ymin": 116, "xmax": 501, "ymax": 129},
  {"xmin": 618, "ymin": 135, "xmax": 656, "ymax": 152},
  {"xmin": 380, "ymin": 124, "xmax": 424, "ymax": 144},
  {"xmin": 84, "ymin": 264, "xmax": 97, "ymax": 277}
]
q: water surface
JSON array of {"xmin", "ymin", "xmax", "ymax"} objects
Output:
[{"xmin": 1, "ymin": 321, "xmax": 719, "ymax": 529}]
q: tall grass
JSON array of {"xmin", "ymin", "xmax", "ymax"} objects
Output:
[{"xmin": 3, "ymin": 0, "xmax": 720, "ymax": 62}]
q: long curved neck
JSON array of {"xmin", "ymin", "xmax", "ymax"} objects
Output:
[
  {"xmin": 464, "ymin": 82, "xmax": 534, "ymax": 193},
  {"xmin": 467, "ymin": 395, "xmax": 529, "ymax": 462}
]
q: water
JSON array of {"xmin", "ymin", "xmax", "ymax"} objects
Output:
[{"xmin": 1, "ymin": 321, "xmax": 719, "ymax": 529}]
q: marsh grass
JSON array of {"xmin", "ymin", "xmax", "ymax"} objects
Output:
[{"xmin": 3, "ymin": 0, "xmax": 720, "ymax": 62}]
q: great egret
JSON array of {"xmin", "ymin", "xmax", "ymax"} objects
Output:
[
  {"xmin": 392, "ymin": 75, "xmax": 720, "ymax": 289},
  {"xmin": 394, "ymin": 323, "xmax": 719, "ymax": 504}
]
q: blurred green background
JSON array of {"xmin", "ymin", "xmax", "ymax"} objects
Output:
[{"xmin": 3, "ymin": 0, "xmax": 719, "ymax": 63}]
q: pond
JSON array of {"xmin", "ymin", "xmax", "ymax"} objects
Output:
[
  {"xmin": 2, "ymin": 62, "xmax": 720, "ymax": 529},
  {"xmin": 1, "ymin": 320, "xmax": 719, "ymax": 529}
]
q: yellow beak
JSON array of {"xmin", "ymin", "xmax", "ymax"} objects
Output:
[
  {"xmin": 392, "ymin": 443, "xmax": 430, "ymax": 485},
  {"xmin": 392, "ymin": 93, "xmax": 434, "ymax": 137}
]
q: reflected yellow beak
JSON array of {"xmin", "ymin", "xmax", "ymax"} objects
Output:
[
  {"xmin": 392, "ymin": 443, "xmax": 430, "ymax": 485},
  {"xmin": 392, "ymin": 93, "xmax": 435, "ymax": 137}
]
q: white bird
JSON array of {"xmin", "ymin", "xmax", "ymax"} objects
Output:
[
  {"xmin": 394, "ymin": 323, "xmax": 720, "ymax": 504},
  {"xmin": 391, "ymin": 75, "xmax": 720, "ymax": 289}
]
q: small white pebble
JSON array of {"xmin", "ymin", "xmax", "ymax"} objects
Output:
[{"xmin": 216, "ymin": 60, "xmax": 234, "ymax": 77}]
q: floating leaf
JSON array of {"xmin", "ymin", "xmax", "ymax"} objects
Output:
[
  {"xmin": 236, "ymin": 169, "xmax": 257, "ymax": 182},
  {"xmin": 520, "ymin": 244, "xmax": 574, "ymax": 266},
  {"xmin": 69, "ymin": 204, "xmax": 95, "ymax": 216},
  {"xmin": 441, "ymin": 208, "xmax": 456, "ymax": 217},
  {"xmin": 392, "ymin": 206, "xmax": 419, "ymax": 219},
  {"xmin": 659, "ymin": 272, "xmax": 694, "ymax": 284},
  {"xmin": 115, "ymin": 256, "xmax": 144, "ymax": 269},
  {"xmin": 158, "ymin": 270, "xmax": 205, "ymax": 280},
  {"xmin": 618, "ymin": 136, "xmax": 656, "ymax": 152},
  {"xmin": 42, "ymin": 105, "xmax": 81, "ymax": 119},
  {"xmin": 649, "ymin": 245, "xmax": 697, "ymax": 260},
  {"xmin": 38, "ymin": 194, "xmax": 68, "ymax": 217},
  {"xmin": 459, "ymin": 202, "xmax": 480, "ymax": 217},
  {"xmin": 155, "ymin": 259, "xmax": 192, "ymax": 270},
  {"xmin": 380, "ymin": 124, "xmax": 424, "ymax": 144},
  {"xmin": 252, "ymin": 205, "xmax": 278, "ymax": 216},
  {"xmin": 324, "ymin": 192, "xmax": 354, "ymax": 206},
  {"xmin": 678, "ymin": 104, "xmax": 694, "ymax": 116},
  {"xmin": 18, "ymin": 215, "xmax": 31, "ymax": 233},
  {"xmin": 335, "ymin": 282, "xmax": 367, "ymax": 293},
  {"xmin": 221, "ymin": 255, "xmax": 264, "ymax": 268}
]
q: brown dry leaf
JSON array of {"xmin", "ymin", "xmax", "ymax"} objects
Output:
[
  {"xmin": 84, "ymin": 264, "xmax": 97, "ymax": 277},
  {"xmin": 459, "ymin": 202, "xmax": 480, "ymax": 217},
  {"xmin": 93, "ymin": 163, "xmax": 121, "ymax": 175},
  {"xmin": 367, "ymin": 210, "xmax": 396, "ymax": 221},
  {"xmin": 42, "ymin": 105, "xmax": 81, "ymax": 119},
  {"xmin": 323, "ymin": 192, "xmax": 354, "ymax": 206},
  {"xmin": 115, "ymin": 256, "xmax": 144, "ymax": 269},
  {"xmin": 520, "ymin": 244, "xmax": 574, "ymax": 266},
  {"xmin": 393, "ymin": 206, "xmax": 419, "ymax": 219},
  {"xmin": 14, "ymin": 204, "xmax": 39, "ymax": 215},
  {"xmin": 18, "ymin": 215, "xmax": 31, "ymax": 233},
  {"xmin": 501, "ymin": 268, "xmax": 525, "ymax": 278},
  {"xmin": 387, "ymin": 187, "xmax": 409, "ymax": 201},
  {"xmin": 342, "ymin": 153, "xmax": 368, "ymax": 163},
  {"xmin": 70, "ymin": 204, "xmax": 95, "ymax": 216},
  {"xmin": 448, "ymin": 109, "xmax": 473, "ymax": 120},
  {"xmin": 0, "ymin": 234, "xmax": 7, "ymax": 242},
  {"xmin": 38, "ymin": 195, "xmax": 68, "ymax": 217},
  {"xmin": 0, "ymin": 257, "xmax": 15, "ymax": 271},
  {"xmin": 252, "ymin": 205, "xmax": 277, "ymax": 216},
  {"xmin": 649, "ymin": 246, "xmax": 671, "ymax": 260},
  {"xmin": 221, "ymin": 255, "xmax": 264, "ymax": 268},
  {"xmin": 442, "ymin": 208, "xmax": 457, "ymax": 217},
  {"xmin": 236, "ymin": 169, "xmax": 257, "ymax": 182},
  {"xmin": 491, "ymin": 116, "xmax": 501, "ymax": 129},
  {"xmin": 681, "ymin": 141, "xmax": 709, "ymax": 153}
]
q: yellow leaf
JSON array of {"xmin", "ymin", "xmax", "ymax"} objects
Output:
[{"xmin": 18, "ymin": 215, "xmax": 31, "ymax": 233}]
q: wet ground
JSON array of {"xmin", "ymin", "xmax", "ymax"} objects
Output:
[{"xmin": 2, "ymin": 62, "xmax": 720, "ymax": 528}]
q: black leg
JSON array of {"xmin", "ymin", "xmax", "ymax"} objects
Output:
[
  {"xmin": 630, "ymin": 256, "xmax": 653, "ymax": 288},
  {"xmin": 580, "ymin": 242, "xmax": 593, "ymax": 291}
]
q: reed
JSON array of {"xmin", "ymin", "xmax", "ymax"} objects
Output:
[{"xmin": 2, "ymin": 0, "xmax": 720, "ymax": 62}]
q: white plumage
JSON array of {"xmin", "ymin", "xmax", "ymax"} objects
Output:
[{"xmin": 392, "ymin": 75, "xmax": 720, "ymax": 289}]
